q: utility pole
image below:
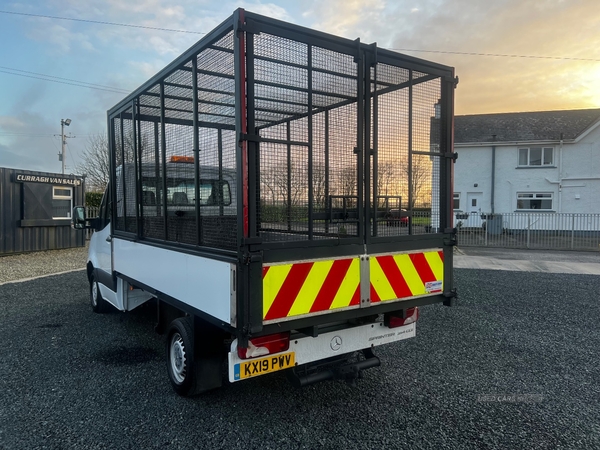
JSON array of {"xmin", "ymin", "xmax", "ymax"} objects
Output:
[{"xmin": 60, "ymin": 118, "xmax": 72, "ymax": 175}]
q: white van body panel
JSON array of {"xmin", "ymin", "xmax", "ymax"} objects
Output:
[{"xmin": 112, "ymin": 238, "xmax": 234, "ymax": 324}]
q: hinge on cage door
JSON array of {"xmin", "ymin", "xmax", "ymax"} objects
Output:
[
  {"xmin": 237, "ymin": 19, "xmax": 261, "ymax": 34},
  {"xmin": 353, "ymin": 146, "xmax": 373, "ymax": 155},
  {"xmin": 443, "ymin": 289, "xmax": 458, "ymax": 306},
  {"xmin": 239, "ymin": 133, "xmax": 261, "ymax": 143},
  {"xmin": 242, "ymin": 252, "xmax": 262, "ymax": 265},
  {"xmin": 353, "ymin": 38, "xmax": 361, "ymax": 63},
  {"xmin": 369, "ymin": 42, "xmax": 378, "ymax": 67},
  {"xmin": 445, "ymin": 152, "xmax": 458, "ymax": 162},
  {"xmin": 443, "ymin": 227, "xmax": 458, "ymax": 247}
]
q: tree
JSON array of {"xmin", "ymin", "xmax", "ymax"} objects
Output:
[
  {"xmin": 76, "ymin": 133, "xmax": 110, "ymax": 192},
  {"xmin": 76, "ymin": 130, "xmax": 153, "ymax": 192},
  {"xmin": 402, "ymin": 159, "xmax": 431, "ymax": 208},
  {"xmin": 337, "ymin": 165, "xmax": 357, "ymax": 198}
]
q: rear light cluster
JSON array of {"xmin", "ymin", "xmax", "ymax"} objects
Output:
[
  {"xmin": 237, "ymin": 332, "xmax": 290, "ymax": 359},
  {"xmin": 387, "ymin": 307, "xmax": 419, "ymax": 328}
]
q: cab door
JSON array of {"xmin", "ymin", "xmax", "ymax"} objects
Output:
[{"xmin": 89, "ymin": 185, "xmax": 113, "ymax": 293}]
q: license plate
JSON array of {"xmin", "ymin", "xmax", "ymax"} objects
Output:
[{"xmin": 234, "ymin": 352, "xmax": 295, "ymax": 380}]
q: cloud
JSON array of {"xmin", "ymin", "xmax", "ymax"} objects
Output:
[
  {"xmin": 237, "ymin": 2, "xmax": 291, "ymax": 20},
  {"xmin": 379, "ymin": 0, "xmax": 600, "ymax": 114},
  {"xmin": 0, "ymin": 116, "xmax": 26, "ymax": 129},
  {"xmin": 307, "ymin": 0, "xmax": 386, "ymax": 39}
]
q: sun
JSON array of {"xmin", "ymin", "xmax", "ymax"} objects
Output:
[{"xmin": 581, "ymin": 64, "xmax": 600, "ymax": 107}]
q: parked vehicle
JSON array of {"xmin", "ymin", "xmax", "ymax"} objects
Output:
[
  {"xmin": 73, "ymin": 8, "xmax": 457, "ymax": 396},
  {"xmin": 386, "ymin": 209, "xmax": 409, "ymax": 227}
]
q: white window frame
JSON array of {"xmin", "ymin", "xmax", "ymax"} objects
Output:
[
  {"xmin": 516, "ymin": 192, "xmax": 553, "ymax": 211},
  {"xmin": 453, "ymin": 192, "xmax": 461, "ymax": 210},
  {"xmin": 52, "ymin": 186, "xmax": 73, "ymax": 219},
  {"xmin": 518, "ymin": 147, "xmax": 554, "ymax": 167}
]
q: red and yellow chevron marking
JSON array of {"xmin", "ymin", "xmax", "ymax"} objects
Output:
[
  {"xmin": 263, "ymin": 257, "xmax": 361, "ymax": 322},
  {"xmin": 369, "ymin": 250, "xmax": 444, "ymax": 303}
]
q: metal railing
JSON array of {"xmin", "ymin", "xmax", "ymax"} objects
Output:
[
  {"xmin": 80, "ymin": 205, "xmax": 600, "ymax": 251},
  {"xmin": 456, "ymin": 212, "xmax": 600, "ymax": 251}
]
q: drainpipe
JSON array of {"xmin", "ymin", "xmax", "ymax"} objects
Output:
[
  {"xmin": 491, "ymin": 135, "xmax": 496, "ymax": 214},
  {"xmin": 558, "ymin": 132, "xmax": 563, "ymax": 213}
]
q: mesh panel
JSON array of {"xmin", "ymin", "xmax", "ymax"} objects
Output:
[
  {"xmin": 113, "ymin": 108, "xmax": 138, "ymax": 234},
  {"xmin": 254, "ymin": 35, "xmax": 359, "ymax": 242},
  {"xmin": 111, "ymin": 30, "xmax": 238, "ymax": 251},
  {"xmin": 109, "ymin": 18, "xmax": 451, "ymax": 250},
  {"xmin": 412, "ymin": 78, "xmax": 442, "ymax": 235},
  {"xmin": 370, "ymin": 65, "xmax": 443, "ymax": 237},
  {"xmin": 371, "ymin": 64, "xmax": 410, "ymax": 237},
  {"xmin": 138, "ymin": 105, "xmax": 164, "ymax": 241}
]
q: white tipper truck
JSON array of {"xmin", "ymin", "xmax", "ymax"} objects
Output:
[{"xmin": 73, "ymin": 8, "xmax": 457, "ymax": 396}]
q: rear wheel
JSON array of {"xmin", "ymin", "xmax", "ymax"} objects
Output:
[
  {"xmin": 166, "ymin": 317, "xmax": 200, "ymax": 396},
  {"xmin": 90, "ymin": 273, "xmax": 108, "ymax": 313},
  {"xmin": 166, "ymin": 317, "xmax": 225, "ymax": 396}
]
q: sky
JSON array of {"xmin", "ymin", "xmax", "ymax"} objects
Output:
[{"xmin": 1, "ymin": 0, "xmax": 599, "ymax": 175}]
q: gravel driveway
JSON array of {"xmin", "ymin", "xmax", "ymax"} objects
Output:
[
  {"xmin": 1, "ymin": 266, "xmax": 599, "ymax": 449},
  {"xmin": 0, "ymin": 245, "xmax": 88, "ymax": 284}
]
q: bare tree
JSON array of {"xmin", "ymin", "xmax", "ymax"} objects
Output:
[
  {"xmin": 312, "ymin": 163, "xmax": 327, "ymax": 210},
  {"xmin": 402, "ymin": 159, "xmax": 431, "ymax": 208},
  {"xmin": 77, "ymin": 130, "xmax": 155, "ymax": 192},
  {"xmin": 76, "ymin": 133, "xmax": 110, "ymax": 192},
  {"xmin": 336, "ymin": 165, "xmax": 357, "ymax": 198}
]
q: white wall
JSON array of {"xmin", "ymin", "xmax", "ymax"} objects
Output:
[{"xmin": 455, "ymin": 123, "xmax": 600, "ymax": 216}]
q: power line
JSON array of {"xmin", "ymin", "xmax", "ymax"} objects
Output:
[
  {"xmin": 0, "ymin": 66, "xmax": 131, "ymax": 93},
  {"xmin": 0, "ymin": 68, "xmax": 130, "ymax": 94},
  {"xmin": 390, "ymin": 48, "xmax": 600, "ymax": 63},
  {"xmin": 2, "ymin": 10, "xmax": 598, "ymax": 63},
  {"xmin": 0, "ymin": 9, "xmax": 205, "ymax": 34},
  {"xmin": 0, "ymin": 132, "xmax": 94, "ymax": 137}
]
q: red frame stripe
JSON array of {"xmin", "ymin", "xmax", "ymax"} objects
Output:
[
  {"xmin": 262, "ymin": 266, "xmax": 270, "ymax": 278},
  {"xmin": 409, "ymin": 253, "xmax": 436, "ymax": 284},
  {"xmin": 438, "ymin": 250, "xmax": 444, "ymax": 262},
  {"xmin": 376, "ymin": 255, "xmax": 413, "ymax": 299},
  {"xmin": 309, "ymin": 258, "xmax": 353, "ymax": 313},
  {"xmin": 370, "ymin": 284, "xmax": 381, "ymax": 303},
  {"xmin": 350, "ymin": 285, "xmax": 361, "ymax": 306},
  {"xmin": 264, "ymin": 262, "xmax": 314, "ymax": 320},
  {"xmin": 238, "ymin": 9, "xmax": 249, "ymax": 238}
]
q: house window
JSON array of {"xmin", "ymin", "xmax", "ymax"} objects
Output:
[
  {"xmin": 453, "ymin": 192, "xmax": 461, "ymax": 210},
  {"xmin": 52, "ymin": 186, "xmax": 73, "ymax": 218},
  {"xmin": 516, "ymin": 192, "xmax": 553, "ymax": 210},
  {"xmin": 518, "ymin": 147, "xmax": 553, "ymax": 166}
]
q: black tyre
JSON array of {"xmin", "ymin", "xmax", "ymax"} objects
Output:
[
  {"xmin": 166, "ymin": 317, "xmax": 201, "ymax": 396},
  {"xmin": 90, "ymin": 273, "xmax": 108, "ymax": 313}
]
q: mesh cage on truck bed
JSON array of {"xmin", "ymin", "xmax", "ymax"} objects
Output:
[{"xmin": 108, "ymin": 9, "xmax": 456, "ymax": 339}]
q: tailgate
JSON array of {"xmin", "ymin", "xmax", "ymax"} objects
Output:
[{"xmin": 262, "ymin": 248, "xmax": 444, "ymax": 324}]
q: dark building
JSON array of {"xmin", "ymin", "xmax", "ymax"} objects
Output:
[{"xmin": 0, "ymin": 167, "xmax": 85, "ymax": 255}]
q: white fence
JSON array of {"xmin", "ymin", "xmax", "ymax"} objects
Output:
[{"xmin": 456, "ymin": 212, "xmax": 600, "ymax": 251}]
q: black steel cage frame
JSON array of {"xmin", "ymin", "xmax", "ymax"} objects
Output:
[{"xmin": 107, "ymin": 8, "xmax": 456, "ymax": 338}]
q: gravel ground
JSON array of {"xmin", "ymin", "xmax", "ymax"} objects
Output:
[
  {"xmin": 1, "ymin": 268, "xmax": 599, "ymax": 449},
  {"xmin": 0, "ymin": 245, "xmax": 88, "ymax": 284}
]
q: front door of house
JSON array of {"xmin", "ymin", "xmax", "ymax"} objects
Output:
[{"xmin": 466, "ymin": 192, "xmax": 483, "ymax": 228}]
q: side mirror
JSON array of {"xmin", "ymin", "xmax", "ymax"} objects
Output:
[{"xmin": 72, "ymin": 206, "xmax": 87, "ymax": 229}]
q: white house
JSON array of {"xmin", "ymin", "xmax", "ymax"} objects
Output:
[{"xmin": 453, "ymin": 108, "xmax": 600, "ymax": 230}]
